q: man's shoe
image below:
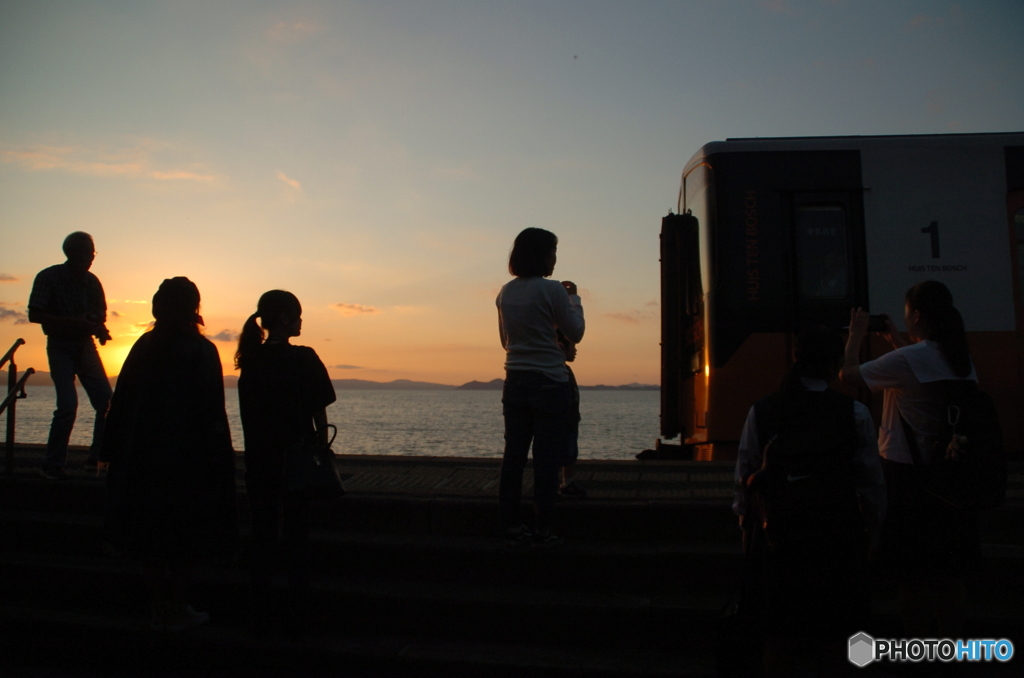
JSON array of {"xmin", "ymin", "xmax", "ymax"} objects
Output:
[
  {"xmin": 558, "ymin": 482, "xmax": 587, "ymax": 498},
  {"xmin": 533, "ymin": 531, "xmax": 564, "ymax": 547},
  {"xmin": 40, "ymin": 465, "xmax": 67, "ymax": 480},
  {"xmin": 505, "ymin": 524, "xmax": 534, "ymax": 547},
  {"xmin": 165, "ymin": 605, "xmax": 209, "ymax": 632}
]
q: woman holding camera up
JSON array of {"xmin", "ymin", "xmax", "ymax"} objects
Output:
[
  {"xmin": 841, "ymin": 280, "xmax": 979, "ymax": 639},
  {"xmin": 236, "ymin": 290, "xmax": 336, "ymax": 635},
  {"xmin": 496, "ymin": 228, "xmax": 584, "ymax": 546}
]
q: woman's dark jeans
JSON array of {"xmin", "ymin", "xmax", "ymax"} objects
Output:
[{"xmin": 499, "ymin": 370, "xmax": 571, "ymax": 534}]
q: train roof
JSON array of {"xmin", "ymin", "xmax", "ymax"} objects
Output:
[{"xmin": 682, "ymin": 131, "xmax": 1024, "ymax": 176}]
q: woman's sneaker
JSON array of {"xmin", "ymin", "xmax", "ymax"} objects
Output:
[
  {"xmin": 505, "ymin": 524, "xmax": 533, "ymax": 547},
  {"xmin": 165, "ymin": 605, "xmax": 209, "ymax": 632},
  {"xmin": 533, "ymin": 531, "xmax": 564, "ymax": 547},
  {"xmin": 40, "ymin": 464, "xmax": 67, "ymax": 480},
  {"xmin": 558, "ymin": 482, "xmax": 587, "ymax": 498}
]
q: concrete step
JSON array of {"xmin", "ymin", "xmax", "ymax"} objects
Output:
[
  {"xmin": 1, "ymin": 509, "xmax": 749, "ymax": 595},
  {"xmin": 0, "ymin": 603, "xmax": 714, "ymax": 677},
  {"xmin": 1, "ymin": 551, "xmax": 728, "ymax": 653},
  {"xmin": 5, "ymin": 472, "xmax": 1024, "ymax": 546},
  {"xmin": 0, "ymin": 475, "xmax": 742, "ymax": 544},
  {"xmin": 4, "ymin": 549, "xmax": 1022, "ymax": 675}
]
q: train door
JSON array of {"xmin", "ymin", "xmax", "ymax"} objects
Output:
[{"xmin": 1008, "ymin": 188, "xmax": 1024, "ymax": 455}]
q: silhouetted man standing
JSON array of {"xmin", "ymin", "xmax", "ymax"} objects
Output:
[{"xmin": 28, "ymin": 232, "xmax": 112, "ymax": 479}]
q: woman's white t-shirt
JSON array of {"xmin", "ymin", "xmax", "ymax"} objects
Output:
[
  {"xmin": 859, "ymin": 340, "xmax": 977, "ymax": 465},
  {"xmin": 496, "ymin": 277, "xmax": 584, "ymax": 382}
]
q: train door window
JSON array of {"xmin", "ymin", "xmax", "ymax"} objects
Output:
[{"xmin": 795, "ymin": 205, "xmax": 848, "ymax": 299}]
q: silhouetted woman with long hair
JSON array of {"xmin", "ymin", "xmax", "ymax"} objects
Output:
[
  {"xmin": 842, "ymin": 280, "xmax": 978, "ymax": 639},
  {"xmin": 236, "ymin": 290, "xmax": 335, "ymax": 635},
  {"xmin": 496, "ymin": 228, "xmax": 584, "ymax": 546},
  {"xmin": 102, "ymin": 277, "xmax": 238, "ymax": 632}
]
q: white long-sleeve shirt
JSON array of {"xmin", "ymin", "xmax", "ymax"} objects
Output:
[
  {"xmin": 496, "ymin": 276, "xmax": 584, "ymax": 382},
  {"xmin": 733, "ymin": 378, "xmax": 887, "ymax": 534}
]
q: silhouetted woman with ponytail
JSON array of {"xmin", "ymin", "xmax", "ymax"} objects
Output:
[
  {"xmin": 236, "ymin": 290, "xmax": 336, "ymax": 635},
  {"xmin": 841, "ymin": 280, "xmax": 978, "ymax": 639}
]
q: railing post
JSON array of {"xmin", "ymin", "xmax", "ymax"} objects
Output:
[
  {"xmin": 6, "ymin": 355, "xmax": 16, "ymax": 474},
  {"xmin": 3, "ymin": 338, "xmax": 30, "ymax": 475}
]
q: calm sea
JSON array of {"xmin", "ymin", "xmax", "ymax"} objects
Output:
[{"xmin": 12, "ymin": 385, "xmax": 660, "ymax": 460}]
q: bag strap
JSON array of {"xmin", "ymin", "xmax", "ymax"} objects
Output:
[
  {"xmin": 897, "ymin": 409, "xmax": 926, "ymax": 468},
  {"xmin": 321, "ymin": 423, "xmax": 338, "ymax": 448}
]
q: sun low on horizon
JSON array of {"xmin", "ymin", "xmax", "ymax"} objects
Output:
[{"xmin": 2, "ymin": 1, "xmax": 1022, "ymax": 388}]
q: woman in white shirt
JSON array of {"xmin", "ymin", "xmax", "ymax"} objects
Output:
[
  {"xmin": 496, "ymin": 228, "xmax": 584, "ymax": 546},
  {"xmin": 841, "ymin": 280, "xmax": 977, "ymax": 638}
]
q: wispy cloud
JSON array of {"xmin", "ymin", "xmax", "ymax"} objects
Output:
[
  {"xmin": 907, "ymin": 4, "xmax": 963, "ymax": 30},
  {"xmin": 332, "ymin": 364, "xmax": 363, "ymax": 370},
  {"xmin": 265, "ymin": 20, "xmax": 325, "ymax": 45},
  {"xmin": 277, "ymin": 171, "xmax": 302, "ymax": 190},
  {"xmin": 0, "ymin": 274, "xmax": 17, "ymax": 282},
  {"xmin": 758, "ymin": 0, "xmax": 795, "ymax": 14},
  {"xmin": 209, "ymin": 329, "xmax": 240, "ymax": 342},
  {"xmin": 926, "ymin": 88, "xmax": 950, "ymax": 115},
  {"xmin": 110, "ymin": 310, "xmax": 121, "ymax": 318},
  {"xmin": 109, "ymin": 299, "xmax": 149, "ymax": 304},
  {"xmin": 0, "ymin": 303, "xmax": 29, "ymax": 324},
  {"xmin": 605, "ymin": 307, "xmax": 657, "ymax": 324},
  {"xmin": 908, "ymin": 13, "xmax": 938, "ymax": 29},
  {"xmin": 332, "ymin": 303, "xmax": 380, "ymax": 316},
  {"xmin": 0, "ymin": 139, "xmax": 219, "ymax": 184}
]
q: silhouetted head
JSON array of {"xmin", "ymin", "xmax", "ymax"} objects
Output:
[
  {"xmin": 62, "ymin": 232, "xmax": 95, "ymax": 273},
  {"xmin": 508, "ymin": 228, "xmax": 558, "ymax": 278},
  {"xmin": 792, "ymin": 325, "xmax": 844, "ymax": 381},
  {"xmin": 151, "ymin": 277, "xmax": 202, "ymax": 336},
  {"xmin": 235, "ymin": 290, "xmax": 302, "ymax": 369},
  {"xmin": 904, "ymin": 280, "xmax": 971, "ymax": 377},
  {"xmin": 778, "ymin": 326, "xmax": 843, "ymax": 395}
]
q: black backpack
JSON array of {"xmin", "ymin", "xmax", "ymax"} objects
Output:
[
  {"xmin": 745, "ymin": 389, "xmax": 861, "ymax": 552},
  {"xmin": 899, "ymin": 379, "xmax": 1006, "ymax": 510}
]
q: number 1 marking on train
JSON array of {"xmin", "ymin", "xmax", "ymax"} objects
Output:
[{"xmin": 921, "ymin": 221, "xmax": 940, "ymax": 259}]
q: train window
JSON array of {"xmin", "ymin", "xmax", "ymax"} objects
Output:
[{"xmin": 795, "ymin": 205, "xmax": 848, "ymax": 299}]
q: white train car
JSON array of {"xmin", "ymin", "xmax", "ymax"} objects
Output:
[{"xmin": 661, "ymin": 132, "xmax": 1024, "ymax": 460}]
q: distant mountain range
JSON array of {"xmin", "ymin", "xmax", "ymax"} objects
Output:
[
  {"xmin": 455, "ymin": 379, "xmax": 658, "ymax": 391},
  {"xmin": 22, "ymin": 372, "xmax": 657, "ymax": 391}
]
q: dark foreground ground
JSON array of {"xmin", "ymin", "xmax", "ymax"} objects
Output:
[{"xmin": 2, "ymin": 444, "xmax": 1022, "ymax": 677}]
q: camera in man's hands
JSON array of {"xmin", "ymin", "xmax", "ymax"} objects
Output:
[{"xmin": 87, "ymin": 312, "xmax": 113, "ymax": 345}]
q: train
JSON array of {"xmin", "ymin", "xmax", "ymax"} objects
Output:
[{"xmin": 659, "ymin": 132, "xmax": 1024, "ymax": 461}]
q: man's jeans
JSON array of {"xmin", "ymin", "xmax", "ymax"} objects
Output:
[
  {"xmin": 499, "ymin": 370, "xmax": 571, "ymax": 534},
  {"xmin": 45, "ymin": 337, "xmax": 112, "ymax": 467}
]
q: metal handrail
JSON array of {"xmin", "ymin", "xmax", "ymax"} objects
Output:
[
  {"xmin": 1, "ymin": 338, "xmax": 25, "ymax": 372},
  {"xmin": 0, "ymin": 368, "xmax": 34, "ymax": 416},
  {"xmin": 4, "ymin": 338, "xmax": 34, "ymax": 475}
]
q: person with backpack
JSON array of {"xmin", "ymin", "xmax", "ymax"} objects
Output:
[
  {"xmin": 841, "ymin": 280, "xmax": 987, "ymax": 639},
  {"xmin": 734, "ymin": 326, "xmax": 885, "ymax": 677}
]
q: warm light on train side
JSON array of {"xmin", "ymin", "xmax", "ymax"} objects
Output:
[{"xmin": 661, "ymin": 132, "xmax": 1024, "ymax": 461}]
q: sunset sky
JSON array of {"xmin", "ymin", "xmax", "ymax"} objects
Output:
[{"xmin": 2, "ymin": 0, "xmax": 1022, "ymax": 386}]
